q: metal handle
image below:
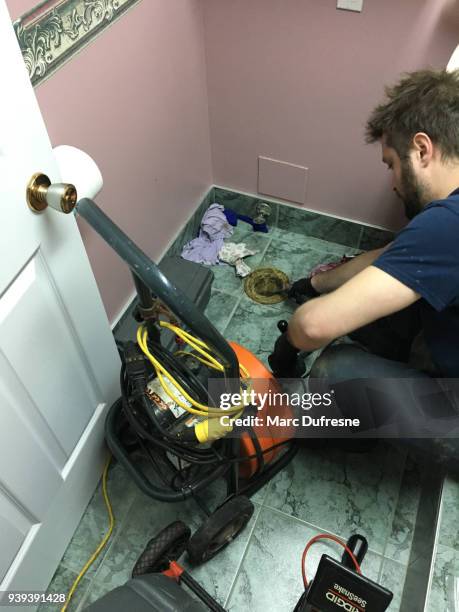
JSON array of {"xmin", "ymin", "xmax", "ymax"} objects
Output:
[
  {"xmin": 26, "ymin": 172, "xmax": 77, "ymax": 214},
  {"xmin": 76, "ymin": 197, "xmax": 241, "ymax": 390}
]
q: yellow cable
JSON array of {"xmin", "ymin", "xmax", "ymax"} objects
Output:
[
  {"xmin": 175, "ymin": 348, "xmax": 250, "ymax": 380},
  {"xmin": 174, "ymin": 350, "xmax": 216, "ymax": 370},
  {"xmin": 137, "ymin": 325, "xmax": 252, "ymax": 417},
  {"xmin": 166, "ymin": 327, "xmax": 223, "ymax": 371},
  {"xmin": 61, "ymin": 454, "xmax": 114, "ymax": 612},
  {"xmin": 161, "ymin": 322, "xmax": 247, "ymax": 376},
  {"xmin": 145, "ymin": 324, "xmax": 252, "ymax": 382},
  {"xmin": 159, "ymin": 322, "xmax": 251, "ymax": 380},
  {"xmin": 140, "ymin": 327, "xmax": 249, "ymax": 415},
  {"xmin": 137, "ymin": 328, "xmax": 243, "ymax": 416}
]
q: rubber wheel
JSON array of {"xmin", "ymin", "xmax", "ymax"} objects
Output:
[
  {"xmin": 187, "ymin": 496, "xmax": 254, "ymax": 565},
  {"xmin": 132, "ymin": 520, "xmax": 191, "ymax": 577}
]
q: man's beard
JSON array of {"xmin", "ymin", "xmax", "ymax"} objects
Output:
[{"xmin": 398, "ymin": 158, "xmax": 433, "ymax": 220}]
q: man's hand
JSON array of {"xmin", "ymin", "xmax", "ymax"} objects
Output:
[
  {"xmin": 287, "ymin": 277, "xmax": 320, "ymax": 304},
  {"xmin": 268, "ymin": 332, "xmax": 304, "ymax": 377}
]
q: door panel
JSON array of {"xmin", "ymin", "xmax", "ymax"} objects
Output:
[
  {"xmin": 0, "ymin": 251, "xmax": 102, "ymax": 453},
  {"xmin": 0, "ymin": 0, "xmax": 121, "ymax": 603},
  {"xmin": 0, "ymin": 491, "xmax": 33, "ymax": 583}
]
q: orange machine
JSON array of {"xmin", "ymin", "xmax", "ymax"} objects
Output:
[{"xmin": 230, "ymin": 342, "xmax": 296, "ymax": 479}]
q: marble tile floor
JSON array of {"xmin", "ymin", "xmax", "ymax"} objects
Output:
[
  {"xmin": 425, "ymin": 474, "xmax": 459, "ymax": 611},
  {"xmin": 42, "ymin": 222, "xmax": 454, "ymax": 612}
]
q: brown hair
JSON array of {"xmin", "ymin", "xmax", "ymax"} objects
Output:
[{"xmin": 365, "ymin": 69, "xmax": 459, "ymax": 160}]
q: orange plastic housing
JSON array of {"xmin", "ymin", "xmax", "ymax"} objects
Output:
[{"xmin": 229, "ymin": 342, "xmax": 294, "ymax": 479}]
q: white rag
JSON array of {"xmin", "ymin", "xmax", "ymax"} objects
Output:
[{"xmin": 219, "ymin": 242, "xmax": 258, "ymax": 277}]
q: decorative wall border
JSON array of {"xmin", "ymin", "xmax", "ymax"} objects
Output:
[{"xmin": 14, "ymin": 0, "xmax": 142, "ymax": 87}]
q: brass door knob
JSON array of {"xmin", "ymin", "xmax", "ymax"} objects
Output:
[{"xmin": 27, "ymin": 172, "xmax": 77, "ymax": 214}]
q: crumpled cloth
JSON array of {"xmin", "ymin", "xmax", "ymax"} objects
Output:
[
  {"xmin": 181, "ymin": 203, "xmax": 233, "ymax": 265},
  {"xmin": 219, "ymin": 242, "xmax": 257, "ymax": 277}
]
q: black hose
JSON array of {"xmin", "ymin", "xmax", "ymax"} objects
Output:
[
  {"xmin": 105, "ymin": 397, "xmax": 228, "ymax": 501},
  {"xmin": 245, "ymin": 426, "xmax": 265, "ymax": 477}
]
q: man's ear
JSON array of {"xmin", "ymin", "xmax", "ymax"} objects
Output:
[{"xmin": 412, "ymin": 132, "xmax": 434, "ymax": 167}]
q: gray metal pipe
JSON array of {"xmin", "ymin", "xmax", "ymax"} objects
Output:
[{"xmin": 76, "ymin": 197, "xmax": 241, "ymax": 390}]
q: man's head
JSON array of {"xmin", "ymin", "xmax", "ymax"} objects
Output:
[{"xmin": 366, "ymin": 69, "xmax": 459, "ymax": 218}]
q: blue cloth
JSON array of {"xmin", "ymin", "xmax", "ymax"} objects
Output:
[{"xmin": 373, "ymin": 188, "xmax": 459, "ymax": 376}]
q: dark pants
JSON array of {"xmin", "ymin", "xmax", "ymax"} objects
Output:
[{"xmin": 308, "ymin": 305, "xmax": 459, "ymax": 468}]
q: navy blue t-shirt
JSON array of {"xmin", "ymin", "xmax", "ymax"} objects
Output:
[{"xmin": 373, "ymin": 189, "xmax": 459, "ymax": 377}]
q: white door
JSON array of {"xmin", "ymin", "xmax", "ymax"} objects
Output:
[{"xmin": 0, "ymin": 0, "xmax": 120, "ymax": 605}]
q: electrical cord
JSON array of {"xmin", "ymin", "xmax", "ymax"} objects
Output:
[
  {"xmin": 126, "ymin": 383, "xmax": 292, "ymax": 470},
  {"xmin": 174, "ymin": 349, "xmax": 217, "ymax": 371},
  {"xmin": 61, "ymin": 454, "xmax": 114, "ymax": 612},
  {"xmin": 149, "ymin": 341, "xmax": 214, "ymax": 406},
  {"xmin": 137, "ymin": 324, "xmax": 250, "ymax": 417},
  {"xmin": 301, "ymin": 534, "xmax": 362, "ymax": 589},
  {"xmin": 243, "ymin": 426, "xmax": 265, "ymax": 478},
  {"xmin": 121, "ymin": 361, "xmax": 293, "ymax": 466},
  {"xmin": 121, "ymin": 375, "xmax": 220, "ymax": 466}
]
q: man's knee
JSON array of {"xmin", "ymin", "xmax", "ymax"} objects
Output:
[{"xmin": 309, "ymin": 344, "xmax": 367, "ymax": 381}]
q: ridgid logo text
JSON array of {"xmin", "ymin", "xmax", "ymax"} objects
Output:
[{"xmin": 325, "ymin": 583, "xmax": 366, "ymax": 612}]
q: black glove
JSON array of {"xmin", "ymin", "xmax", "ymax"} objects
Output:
[
  {"xmin": 268, "ymin": 332, "xmax": 304, "ymax": 378},
  {"xmin": 287, "ymin": 277, "xmax": 320, "ymax": 304}
]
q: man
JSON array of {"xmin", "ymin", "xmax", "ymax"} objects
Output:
[{"xmin": 268, "ymin": 69, "xmax": 459, "ymax": 448}]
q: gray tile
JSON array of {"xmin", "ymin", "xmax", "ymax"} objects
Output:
[
  {"xmin": 220, "ymin": 231, "xmax": 360, "ymax": 368},
  {"xmin": 38, "ymin": 565, "xmax": 90, "ymax": 612},
  {"xmin": 204, "ymin": 288, "xmax": 240, "ymax": 333},
  {"xmin": 263, "ymin": 444, "xmax": 405, "ymax": 555},
  {"xmin": 209, "ymin": 223, "xmax": 273, "ymax": 295},
  {"xmin": 59, "ymin": 461, "xmax": 137, "ymax": 580},
  {"xmin": 384, "ymin": 458, "xmax": 422, "ymax": 565},
  {"xmin": 210, "ymin": 262, "xmax": 245, "ymax": 296},
  {"xmin": 89, "ymin": 488, "xmax": 262, "ymax": 607},
  {"xmin": 214, "ymin": 187, "xmax": 257, "ymax": 216},
  {"xmin": 359, "ymin": 226, "xmax": 395, "ymax": 251},
  {"xmin": 223, "ymin": 295, "xmax": 296, "ymax": 368},
  {"xmin": 425, "ymin": 544, "xmax": 459, "ymax": 612},
  {"xmin": 226, "ymin": 506, "xmax": 383, "ymax": 612},
  {"xmin": 259, "ymin": 229, "xmax": 356, "ymax": 283},
  {"xmin": 214, "ymin": 187, "xmax": 279, "ymax": 230},
  {"xmin": 438, "ymin": 474, "xmax": 459, "ymax": 550},
  {"xmin": 277, "ymin": 205, "xmax": 362, "ymax": 248},
  {"xmin": 379, "ymin": 557, "xmax": 408, "ymax": 611}
]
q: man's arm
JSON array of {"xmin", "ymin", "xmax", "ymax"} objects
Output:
[
  {"xmin": 311, "ymin": 244, "xmax": 392, "ymax": 294},
  {"xmin": 287, "ymin": 265, "xmax": 420, "ymax": 351}
]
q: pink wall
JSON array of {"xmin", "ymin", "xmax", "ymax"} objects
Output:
[
  {"xmin": 7, "ymin": 0, "xmax": 32, "ymax": 19},
  {"xmin": 9, "ymin": 0, "xmax": 213, "ymax": 323},
  {"xmin": 8, "ymin": 0, "xmax": 459, "ymax": 320},
  {"xmin": 201, "ymin": 0, "xmax": 459, "ymax": 230}
]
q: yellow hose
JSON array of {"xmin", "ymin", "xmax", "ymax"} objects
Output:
[{"xmin": 61, "ymin": 454, "xmax": 114, "ymax": 612}]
